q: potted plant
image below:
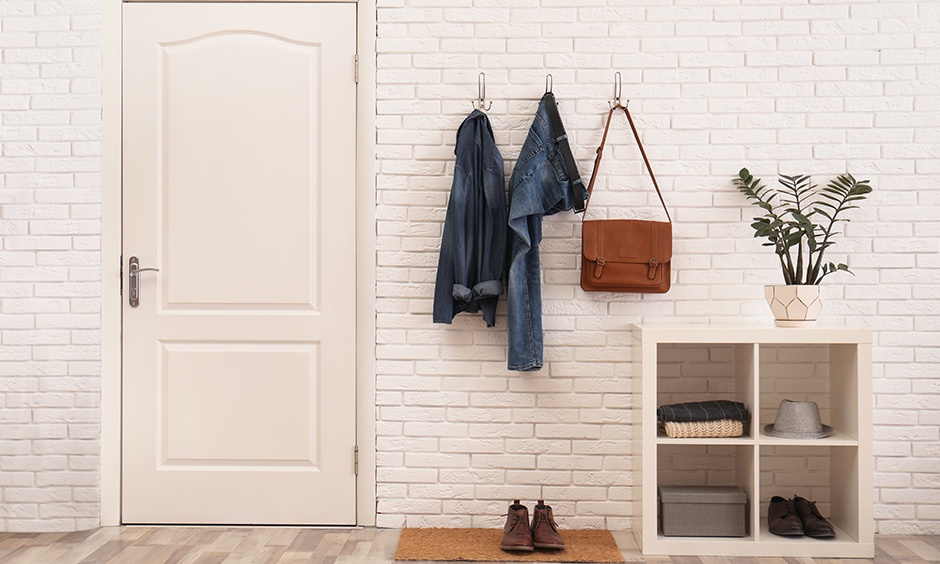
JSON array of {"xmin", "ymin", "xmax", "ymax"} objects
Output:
[{"xmin": 733, "ymin": 168, "xmax": 872, "ymax": 326}]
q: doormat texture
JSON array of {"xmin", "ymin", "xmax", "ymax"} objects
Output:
[{"xmin": 394, "ymin": 528, "xmax": 625, "ymax": 563}]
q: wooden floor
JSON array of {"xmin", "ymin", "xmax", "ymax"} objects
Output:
[{"xmin": 0, "ymin": 527, "xmax": 937, "ymax": 564}]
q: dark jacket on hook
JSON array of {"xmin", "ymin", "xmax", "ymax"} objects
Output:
[{"xmin": 433, "ymin": 109, "xmax": 507, "ymax": 327}]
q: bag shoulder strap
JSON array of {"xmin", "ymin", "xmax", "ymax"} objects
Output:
[{"xmin": 585, "ymin": 105, "xmax": 671, "ymax": 223}]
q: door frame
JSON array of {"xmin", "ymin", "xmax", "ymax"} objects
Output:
[{"xmin": 100, "ymin": 0, "xmax": 376, "ymax": 526}]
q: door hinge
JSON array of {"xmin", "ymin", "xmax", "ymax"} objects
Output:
[
  {"xmin": 355, "ymin": 54, "xmax": 359, "ymax": 84},
  {"xmin": 119, "ymin": 255, "xmax": 123, "ymax": 296},
  {"xmin": 354, "ymin": 446, "xmax": 359, "ymax": 475}
]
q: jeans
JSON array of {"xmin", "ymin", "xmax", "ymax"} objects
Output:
[{"xmin": 506, "ymin": 97, "xmax": 588, "ymax": 371}]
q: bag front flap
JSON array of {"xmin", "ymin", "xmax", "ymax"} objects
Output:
[{"xmin": 582, "ymin": 219, "xmax": 672, "ymax": 264}]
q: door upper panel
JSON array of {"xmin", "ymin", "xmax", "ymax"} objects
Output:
[{"xmin": 160, "ymin": 32, "xmax": 321, "ymax": 309}]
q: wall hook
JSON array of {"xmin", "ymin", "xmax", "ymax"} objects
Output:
[
  {"xmin": 473, "ymin": 72, "xmax": 492, "ymax": 111},
  {"xmin": 545, "ymin": 73, "xmax": 553, "ymax": 94},
  {"xmin": 609, "ymin": 71, "xmax": 628, "ymax": 109}
]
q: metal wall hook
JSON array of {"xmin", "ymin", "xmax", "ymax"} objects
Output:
[
  {"xmin": 609, "ymin": 71, "xmax": 628, "ymax": 109},
  {"xmin": 472, "ymin": 71, "xmax": 492, "ymax": 111},
  {"xmin": 545, "ymin": 73, "xmax": 553, "ymax": 94}
]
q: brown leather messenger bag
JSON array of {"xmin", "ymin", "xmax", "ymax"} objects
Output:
[{"xmin": 581, "ymin": 104, "xmax": 673, "ymax": 293}]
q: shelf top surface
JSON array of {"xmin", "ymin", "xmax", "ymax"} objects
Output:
[{"xmin": 632, "ymin": 324, "xmax": 872, "ymax": 344}]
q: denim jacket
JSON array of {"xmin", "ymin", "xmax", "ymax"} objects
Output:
[
  {"xmin": 433, "ymin": 110, "xmax": 507, "ymax": 327},
  {"xmin": 506, "ymin": 97, "xmax": 587, "ymax": 370}
]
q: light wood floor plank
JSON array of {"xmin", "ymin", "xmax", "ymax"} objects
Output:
[
  {"xmin": 47, "ymin": 526, "xmax": 120, "ymax": 564},
  {"xmin": 900, "ymin": 540, "xmax": 940, "ymax": 562},
  {"xmin": 261, "ymin": 546, "xmax": 288, "ymax": 564},
  {"xmin": 3, "ymin": 544, "xmax": 67, "ymax": 564},
  {"xmin": 0, "ymin": 528, "xmax": 938, "ymax": 564},
  {"xmin": 286, "ymin": 530, "xmax": 326, "ymax": 552},
  {"xmin": 265, "ymin": 529, "xmax": 302, "ymax": 549},
  {"xmin": 103, "ymin": 545, "xmax": 159, "ymax": 564},
  {"xmin": 139, "ymin": 545, "xmax": 196, "ymax": 564}
]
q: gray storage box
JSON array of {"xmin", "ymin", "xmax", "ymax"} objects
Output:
[{"xmin": 658, "ymin": 486, "xmax": 747, "ymax": 537}]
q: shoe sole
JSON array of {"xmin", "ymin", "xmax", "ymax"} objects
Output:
[
  {"xmin": 500, "ymin": 545, "xmax": 534, "ymax": 552},
  {"xmin": 805, "ymin": 532, "xmax": 835, "ymax": 539},
  {"xmin": 533, "ymin": 543, "xmax": 566, "ymax": 549}
]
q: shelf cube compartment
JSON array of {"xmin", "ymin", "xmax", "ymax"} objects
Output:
[
  {"xmin": 759, "ymin": 343, "xmax": 860, "ymax": 442},
  {"xmin": 759, "ymin": 444, "xmax": 861, "ymax": 543},
  {"xmin": 656, "ymin": 343, "xmax": 756, "ymax": 439},
  {"xmin": 657, "ymin": 443, "xmax": 756, "ymax": 539},
  {"xmin": 659, "ymin": 485, "xmax": 747, "ymax": 537}
]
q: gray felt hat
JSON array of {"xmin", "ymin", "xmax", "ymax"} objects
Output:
[{"xmin": 764, "ymin": 399, "xmax": 833, "ymax": 439}]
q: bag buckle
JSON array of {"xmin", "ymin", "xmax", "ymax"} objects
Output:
[
  {"xmin": 648, "ymin": 258, "xmax": 659, "ymax": 280},
  {"xmin": 594, "ymin": 257, "xmax": 606, "ymax": 278}
]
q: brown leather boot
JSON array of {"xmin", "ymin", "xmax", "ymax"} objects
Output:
[
  {"xmin": 500, "ymin": 500, "xmax": 534, "ymax": 552},
  {"xmin": 531, "ymin": 500, "xmax": 565, "ymax": 549}
]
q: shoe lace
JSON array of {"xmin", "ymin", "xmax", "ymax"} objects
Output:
[
  {"xmin": 777, "ymin": 498, "xmax": 797, "ymax": 518},
  {"xmin": 537, "ymin": 509, "xmax": 560, "ymax": 532},
  {"xmin": 506, "ymin": 513, "xmax": 528, "ymax": 533},
  {"xmin": 794, "ymin": 496, "xmax": 826, "ymax": 520}
]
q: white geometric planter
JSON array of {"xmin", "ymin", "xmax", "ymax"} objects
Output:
[{"xmin": 764, "ymin": 284, "xmax": 823, "ymax": 327}]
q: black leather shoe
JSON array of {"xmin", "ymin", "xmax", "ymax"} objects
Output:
[
  {"xmin": 793, "ymin": 495, "xmax": 835, "ymax": 538},
  {"xmin": 768, "ymin": 496, "xmax": 804, "ymax": 536}
]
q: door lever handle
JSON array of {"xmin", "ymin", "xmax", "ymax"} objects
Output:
[
  {"xmin": 128, "ymin": 256, "xmax": 158, "ymax": 307},
  {"xmin": 129, "ymin": 267, "xmax": 160, "ymax": 276}
]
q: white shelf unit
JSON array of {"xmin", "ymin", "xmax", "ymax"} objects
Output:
[{"xmin": 632, "ymin": 324, "xmax": 873, "ymax": 558}]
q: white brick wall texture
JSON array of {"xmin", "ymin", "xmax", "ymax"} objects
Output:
[
  {"xmin": 373, "ymin": 0, "xmax": 940, "ymax": 536},
  {"xmin": 0, "ymin": 0, "xmax": 938, "ymax": 536},
  {"xmin": 0, "ymin": 0, "xmax": 102, "ymax": 533}
]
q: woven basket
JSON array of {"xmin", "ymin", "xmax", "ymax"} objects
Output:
[{"xmin": 663, "ymin": 419, "xmax": 744, "ymax": 438}]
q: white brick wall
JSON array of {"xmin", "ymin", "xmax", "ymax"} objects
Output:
[
  {"xmin": 0, "ymin": 0, "xmax": 102, "ymax": 533},
  {"xmin": 0, "ymin": 0, "xmax": 937, "ymax": 536},
  {"xmin": 375, "ymin": 0, "xmax": 940, "ymax": 535}
]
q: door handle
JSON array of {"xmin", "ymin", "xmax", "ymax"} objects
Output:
[{"xmin": 128, "ymin": 256, "xmax": 159, "ymax": 307}]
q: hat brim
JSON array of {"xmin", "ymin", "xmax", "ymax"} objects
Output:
[{"xmin": 763, "ymin": 423, "xmax": 833, "ymax": 439}]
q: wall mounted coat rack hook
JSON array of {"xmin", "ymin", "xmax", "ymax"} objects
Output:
[
  {"xmin": 609, "ymin": 71, "xmax": 629, "ymax": 109},
  {"xmin": 473, "ymin": 71, "xmax": 492, "ymax": 111}
]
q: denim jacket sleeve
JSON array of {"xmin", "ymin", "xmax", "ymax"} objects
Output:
[{"xmin": 433, "ymin": 110, "xmax": 507, "ymax": 327}]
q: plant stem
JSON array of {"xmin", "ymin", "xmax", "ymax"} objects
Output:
[
  {"xmin": 796, "ymin": 243, "xmax": 804, "ymax": 284},
  {"xmin": 779, "ymin": 255, "xmax": 793, "ymax": 284}
]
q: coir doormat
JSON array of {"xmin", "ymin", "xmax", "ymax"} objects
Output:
[{"xmin": 394, "ymin": 528, "xmax": 625, "ymax": 563}]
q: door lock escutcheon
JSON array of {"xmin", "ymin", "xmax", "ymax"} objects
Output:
[{"xmin": 128, "ymin": 256, "xmax": 159, "ymax": 307}]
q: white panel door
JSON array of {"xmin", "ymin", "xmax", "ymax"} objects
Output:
[{"xmin": 122, "ymin": 2, "xmax": 358, "ymax": 525}]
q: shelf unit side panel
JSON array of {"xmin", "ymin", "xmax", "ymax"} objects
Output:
[
  {"xmin": 831, "ymin": 446, "xmax": 860, "ymax": 542},
  {"xmin": 640, "ymin": 340, "xmax": 659, "ymax": 548},
  {"xmin": 631, "ymin": 335, "xmax": 647, "ymax": 548},
  {"xmin": 857, "ymin": 342, "xmax": 874, "ymax": 543},
  {"xmin": 733, "ymin": 444, "xmax": 758, "ymax": 540},
  {"xmin": 735, "ymin": 343, "xmax": 758, "ymax": 439}
]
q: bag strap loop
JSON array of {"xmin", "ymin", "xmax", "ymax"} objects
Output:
[{"xmin": 585, "ymin": 105, "xmax": 671, "ymax": 223}]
